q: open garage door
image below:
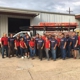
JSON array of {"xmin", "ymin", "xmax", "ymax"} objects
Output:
[{"xmin": 8, "ymin": 17, "xmax": 30, "ymax": 34}]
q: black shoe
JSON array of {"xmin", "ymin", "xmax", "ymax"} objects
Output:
[
  {"xmin": 54, "ymin": 59, "xmax": 56, "ymax": 61},
  {"xmin": 2, "ymin": 57, "xmax": 4, "ymax": 58},
  {"xmin": 9, "ymin": 56, "xmax": 11, "ymax": 58},
  {"xmin": 74, "ymin": 57, "xmax": 76, "ymax": 59},
  {"xmin": 32, "ymin": 58, "xmax": 35, "ymax": 60},
  {"xmin": 63, "ymin": 58, "xmax": 65, "ymax": 60},
  {"xmin": 40, "ymin": 59, "xmax": 42, "ymax": 61}
]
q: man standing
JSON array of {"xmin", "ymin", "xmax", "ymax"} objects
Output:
[
  {"xmin": 71, "ymin": 32, "xmax": 78, "ymax": 59},
  {"xmin": 1, "ymin": 33, "xmax": 8, "ymax": 58},
  {"xmin": 24, "ymin": 35, "xmax": 31, "ymax": 58},
  {"xmin": 37, "ymin": 35, "xmax": 44, "ymax": 61},
  {"xmin": 78, "ymin": 34, "xmax": 80, "ymax": 58},
  {"xmin": 8, "ymin": 34, "xmax": 15, "ymax": 58},
  {"xmin": 48, "ymin": 34, "xmax": 52, "ymax": 58},
  {"xmin": 66, "ymin": 34, "xmax": 72, "ymax": 58},
  {"xmin": 50, "ymin": 35, "xmax": 57, "ymax": 61},
  {"xmin": 35, "ymin": 33, "xmax": 39, "ymax": 56},
  {"xmin": 60, "ymin": 33, "xmax": 67, "ymax": 60}
]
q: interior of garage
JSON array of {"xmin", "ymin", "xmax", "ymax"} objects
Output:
[{"xmin": 8, "ymin": 17, "xmax": 30, "ymax": 34}]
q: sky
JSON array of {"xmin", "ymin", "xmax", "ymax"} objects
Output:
[{"xmin": 0, "ymin": 0, "xmax": 80, "ymax": 14}]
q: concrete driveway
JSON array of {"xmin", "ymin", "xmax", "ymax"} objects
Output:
[{"xmin": 0, "ymin": 54, "xmax": 80, "ymax": 80}]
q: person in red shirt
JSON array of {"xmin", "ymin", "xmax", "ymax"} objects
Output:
[
  {"xmin": 20, "ymin": 37, "xmax": 27, "ymax": 59},
  {"xmin": 45, "ymin": 37, "xmax": 50, "ymax": 61},
  {"xmin": 14, "ymin": 36, "xmax": 20, "ymax": 57},
  {"xmin": 42, "ymin": 33, "xmax": 46, "ymax": 41},
  {"xmin": 1, "ymin": 33, "xmax": 8, "ymax": 58},
  {"xmin": 78, "ymin": 35, "xmax": 80, "ymax": 58},
  {"xmin": 29, "ymin": 37, "xmax": 35, "ymax": 59}
]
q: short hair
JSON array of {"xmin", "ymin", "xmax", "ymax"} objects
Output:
[
  {"xmin": 62, "ymin": 33, "xmax": 65, "ymax": 36},
  {"xmin": 52, "ymin": 35, "xmax": 55, "ymax": 37}
]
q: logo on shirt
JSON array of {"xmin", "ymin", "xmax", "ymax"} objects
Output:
[
  {"xmin": 61, "ymin": 39, "xmax": 64, "ymax": 41},
  {"xmin": 72, "ymin": 38, "xmax": 75, "ymax": 40},
  {"xmin": 38, "ymin": 40, "xmax": 42, "ymax": 42},
  {"xmin": 51, "ymin": 41, "xmax": 55, "ymax": 42},
  {"xmin": 27, "ymin": 40, "xmax": 30, "ymax": 41}
]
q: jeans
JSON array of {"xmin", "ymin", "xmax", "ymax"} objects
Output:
[
  {"xmin": 16, "ymin": 46, "xmax": 20, "ymax": 56},
  {"xmin": 2, "ymin": 45, "xmax": 8, "ymax": 58},
  {"xmin": 45, "ymin": 48, "xmax": 49, "ymax": 60},
  {"xmin": 66, "ymin": 46, "xmax": 71, "ymax": 58},
  {"xmin": 51, "ymin": 48, "xmax": 56, "ymax": 60},
  {"xmin": 30, "ymin": 47, "xmax": 35, "ymax": 57},
  {"xmin": 20, "ymin": 48, "xmax": 25, "ymax": 57},
  {"xmin": 61, "ymin": 48, "xmax": 66, "ymax": 59}
]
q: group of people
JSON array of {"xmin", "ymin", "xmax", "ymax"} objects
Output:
[{"xmin": 1, "ymin": 31, "xmax": 80, "ymax": 61}]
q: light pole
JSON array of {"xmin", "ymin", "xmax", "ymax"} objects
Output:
[{"xmin": 67, "ymin": 7, "xmax": 73, "ymax": 31}]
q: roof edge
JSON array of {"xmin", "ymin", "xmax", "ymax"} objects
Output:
[{"xmin": 0, "ymin": 6, "xmax": 75, "ymax": 16}]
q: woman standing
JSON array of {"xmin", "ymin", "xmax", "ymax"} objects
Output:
[
  {"xmin": 20, "ymin": 37, "xmax": 27, "ymax": 59},
  {"xmin": 45, "ymin": 37, "xmax": 50, "ymax": 61},
  {"xmin": 14, "ymin": 36, "xmax": 20, "ymax": 57},
  {"xmin": 29, "ymin": 38, "xmax": 35, "ymax": 59}
]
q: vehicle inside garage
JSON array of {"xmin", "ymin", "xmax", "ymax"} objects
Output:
[{"xmin": 8, "ymin": 17, "xmax": 30, "ymax": 34}]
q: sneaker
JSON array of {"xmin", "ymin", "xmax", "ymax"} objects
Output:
[
  {"xmin": 24, "ymin": 56, "xmax": 27, "ymax": 58},
  {"xmin": 74, "ymin": 57, "xmax": 76, "ymax": 59},
  {"xmin": 21, "ymin": 57, "xmax": 24, "ymax": 59},
  {"xmin": 27, "ymin": 55, "xmax": 30, "ymax": 59},
  {"xmin": 32, "ymin": 58, "xmax": 35, "ymax": 60},
  {"xmin": 63, "ymin": 58, "xmax": 65, "ymax": 60},
  {"xmin": 54, "ymin": 59, "xmax": 56, "ymax": 61}
]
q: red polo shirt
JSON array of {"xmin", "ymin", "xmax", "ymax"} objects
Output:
[
  {"xmin": 20, "ymin": 41, "xmax": 25, "ymax": 48},
  {"xmin": 15, "ymin": 40, "xmax": 20, "ymax": 47},
  {"xmin": 78, "ymin": 36, "xmax": 80, "ymax": 45},
  {"xmin": 1, "ymin": 37, "xmax": 8, "ymax": 46},
  {"xmin": 42, "ymin": 36, "xmax": 46, "ymax": 41},
  {"xmin": 56, "ymin": 38, "xmax": 60, "ymax": 46},
  {"xmin": 29, "ymin": 41, "xmax": 35, "ymax": 48},
  {"xmin": 45, "ymin": 40, "xmax": 50, "ymax": 48}
]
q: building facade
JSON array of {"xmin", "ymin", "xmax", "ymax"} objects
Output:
[{"xmin": 0, "ymin": 7, "xmax": 80, "ymax": 37}]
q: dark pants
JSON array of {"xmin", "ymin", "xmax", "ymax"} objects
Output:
[
  {"xmin": 20, "ymin": 48, "xmax": 25, "ymax": 57},
  {"xmin": 38, "ymin": 48, "xmax": 43, "ymax": 60},
  {"xmin": 43, "ymin": 47, "xmax": 46, "ymax": 58},
  {"xmin": 56, "ymin": 46, "xmax": 61, "ymax": 58},
  {"xmin": 61, "ymin": 48, "xmax": 66, "ymax": 59},
  {"xmin": 8, "ymin": 44, "xmax": 14, "ymax": 57},
  {"xmin": 49, "ymin": 49, "xmax": 52, "ymax": 58},
  {"xmin": 2, "ymin": 45, "xmax": 8, "ymax": 58},
  {"xmin": 35, "ymin": 46, "xmax": 38, "ymax": 56},
  {"xmin": 16, "ymin": 46, "xmax": 20, "ymax": 56},
  {"xmin": 66, "ymin": 46, "xmax": 71, "ymax": 58},
  {"xmin": 78, "ymin": 45, "xmax": 80, "ymax": 56}
]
